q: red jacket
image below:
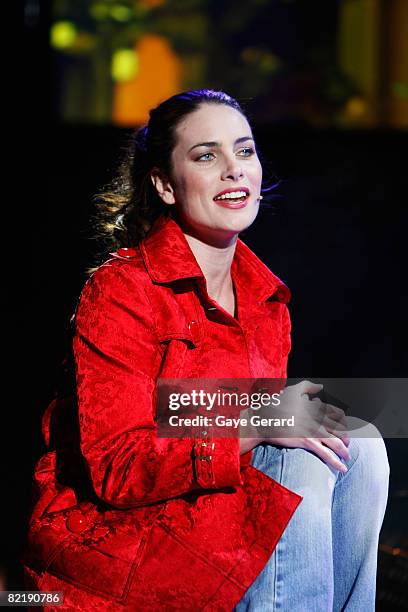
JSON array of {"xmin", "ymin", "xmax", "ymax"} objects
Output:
[{"xmin": 23, "ymin": 215, "xmax": 302, "ymax": 611}]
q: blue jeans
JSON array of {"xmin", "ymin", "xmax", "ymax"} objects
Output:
[{"xmin": 235, "ymin": 417, "xmax": 390, "ymax": 611}]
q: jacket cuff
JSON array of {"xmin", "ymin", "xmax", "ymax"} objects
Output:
[{"xmin": 193, "ymin": 436, "xmax": 243, "ymax": 488}]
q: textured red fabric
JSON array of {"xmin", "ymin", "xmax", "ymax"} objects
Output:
[{"xmin": 22, "ymin": 215, "xmax": 302, "ymax": 611}]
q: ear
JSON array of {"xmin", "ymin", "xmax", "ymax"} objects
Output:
[{"xmin": 150, "ymin": 168, "xmax": 176, "ymax": 206}]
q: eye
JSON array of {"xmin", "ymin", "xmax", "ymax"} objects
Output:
[
  {"xmin": 196, "ymin": 152, "xmax": 215, "ymax": 162},
  {"xmin": 237, "ymin": 147, "xmax": 255, "ymax": 157}
]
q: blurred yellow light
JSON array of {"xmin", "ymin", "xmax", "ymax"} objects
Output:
[
  {"xmin": 110, "ymin": 5, "xmax": 133, "ymax": 21},
  {"xmin": 50, "ymin": 21, "xmax": 77, "ymax": 49},
  {"xmin": 111, "ymin": 49, "xmax": 139, "ymax": 82},
  {"xmin": 345, "ymin": 96, "xmax": 367, "ymax": 118}
]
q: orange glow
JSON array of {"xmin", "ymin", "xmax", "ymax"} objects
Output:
[
  {"xmin": 112, "ymin": 34, "xmax": 182, "ymax": 126},
  {"xmin": 345, "ymin": 96, "xmax": 367, "ymax": 118}
]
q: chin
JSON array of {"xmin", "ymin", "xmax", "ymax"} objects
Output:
[
  {"xmin": 216, "ymin": 220, "xmax": 256, "ymax": 239},
  {"xmin": 223, "ymin": 208, "xmax": 259, "ymax": 232}
]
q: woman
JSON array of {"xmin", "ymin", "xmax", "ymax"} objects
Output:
[{"xmin": 23, "ymin": 90, "xmax": 389, "ymax": 611}]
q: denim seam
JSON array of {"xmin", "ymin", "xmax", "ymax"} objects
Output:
[{"xmin": 273, "ymin": 449, "xmax": 286, "ymax": 611}]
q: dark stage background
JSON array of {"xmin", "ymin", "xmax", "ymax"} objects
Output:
[
  {"xmin": 16, "ymin": 124, "xmax": 407, "ymax": 610},
  {"xmin": 11, "ymin": 1, "xmax": 408, "ymax": 609}
]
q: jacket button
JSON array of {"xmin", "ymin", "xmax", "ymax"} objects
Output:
[
  {"xmin": 66, "ymin": 510, "xmax": 89, "ymax": 534},
  {"xmin": 188, "ymin": 320, "xmax": 197, "ymax": 330},
  {"xmin": 117, "ymin": 247, "xmax": 137, "ymax": 258}
]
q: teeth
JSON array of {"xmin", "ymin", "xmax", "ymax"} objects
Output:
[{"xmin": 214, "ymin": 191, "xmax": 248, "ymax": 200}]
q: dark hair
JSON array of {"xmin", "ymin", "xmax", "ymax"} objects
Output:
[{"xmin": 88, "ymin": 89, "xmax": 275, "ymax": 274}]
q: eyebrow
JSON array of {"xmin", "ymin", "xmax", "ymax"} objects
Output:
[{"xmin": 188, "ymin": 136, "xmax": 254, "ymax": 152}]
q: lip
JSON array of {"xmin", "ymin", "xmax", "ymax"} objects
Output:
[
  {"xmin": 214, "ymin": 197, "xmax": 249, "ymax": 209},
  {"xmin": 213, "ymin": 187, "xmax": 250, "ymax": 200},
  {"xmin": 213, "ymin": 187, "xmax": 250, "ymax": 209}
]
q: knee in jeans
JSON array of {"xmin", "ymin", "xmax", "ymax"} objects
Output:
[
  {"xmin": 346, "ymin": 417, "xmax": 390, "ymax": 484},
  {"xmin": 279, "ymin": 447, "xmax": 337, "ymax": 515},
  {"xmin": 285, "ymin": 446, "xmax": 337, "ymax": 487}
]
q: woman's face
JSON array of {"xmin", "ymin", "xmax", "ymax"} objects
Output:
[{"xmin": 155, "ymin": 103, "xmax": 263, "ymax": 246}]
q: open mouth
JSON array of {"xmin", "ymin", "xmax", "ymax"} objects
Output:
[{"xmin": 213, "ymin": 189, "xmax": 250, "ymax": 205}]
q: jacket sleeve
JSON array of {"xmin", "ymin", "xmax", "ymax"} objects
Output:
[{"xmin": 73, "ymin": 261, "xmax": 244, "ymax": 509}]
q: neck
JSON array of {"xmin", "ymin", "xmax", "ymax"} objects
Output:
[{"xmin": 183, "ymin": 232, "xmax": 237, "ymax": 301}]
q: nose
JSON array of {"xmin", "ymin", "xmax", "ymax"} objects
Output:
[{"xmin": 221, "ymin": 156, "xmax": 244, "ymax": 181}]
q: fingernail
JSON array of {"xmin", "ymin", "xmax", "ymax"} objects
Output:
[{"xmin": 340, "ymin": 465, "xmax": 348, "ymax": 473}]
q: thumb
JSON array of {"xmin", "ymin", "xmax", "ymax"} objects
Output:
[{"xmin": 300, "ymin": 380, "xmax": 324, "ymax": 395}]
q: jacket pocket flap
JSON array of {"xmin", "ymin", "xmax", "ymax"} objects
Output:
[
  {"xmin": 25, "ymin": 507, "xmax": 148, "ymax": 603},
  {"xmin": 47, "ymin": 529, "xmax": 146, "ymax": 601}
]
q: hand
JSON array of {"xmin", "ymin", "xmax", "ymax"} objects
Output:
[{"xmin": 255, "ymin": 380, "xmax": 351, "ymax": 473}]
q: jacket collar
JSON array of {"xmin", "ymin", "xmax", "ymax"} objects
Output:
[{"xmin": 140, "ymin": 214, "xmax": 290, "ymax": 304}]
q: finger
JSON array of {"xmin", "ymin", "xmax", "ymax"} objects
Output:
[
  {"xmin": 325, "ymin": 403, "xmax": 347, "ymax": 424},
  {"xmin": 322, "ymin": 404, "xmax": 348, "ymax": 433},
  {"xmin": 322, "ymin": 416, "xmax": 348, "ymax": 433},
  {"xmin": 324, "ymin": 421, "xmax": 350, "ymax": 445},
  {"xmin": 321, "ymin": 419, "xmax": 350, "ymax": 447},
  {"xmin": 307, "ymin": 438, "xmax": 348, "ymax": 473},
  {"xmin": 322, "ymin": 433, "xmax": 351, "ymax": 461},
  {"xmin": 309, "ymin": 397, "xmax": 324, "ymax": 412},
  {"xmin": 326, "ymin": 428, "xmax": 351, "ymax": 447},
  {"xmin": 325, "ymin": 403, "xmax": 346, "ymax": 418},
  {"xmin": 310, "ymin": 400, "xmax": 345, "ymax": 427}
]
